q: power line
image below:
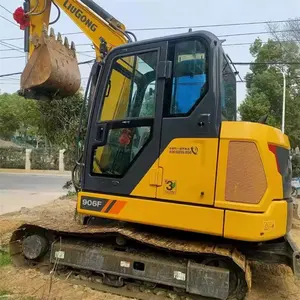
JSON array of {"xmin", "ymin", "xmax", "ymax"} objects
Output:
[
  {"xmin": 0, "ymin": 4, "xmax": 12, "ymax": 14},
  {"xmin": 0, "ymin": 14, "xmax": 18, "ymax": 27},
  {"xmin": 0, "ymin": 29, "xmax": 295, "ymax": 55},
  {"xmin": 223, "ymin": 42, "xmax": 260, "ymax": 47},
  {"xmin": 0, "ymin": 50, "xmax": 95, "ymax": 60},
  {"xmin": 233, "ymin": 62, "xmax": 300, "ymax": 65},
  {"xmin": 0, "ymin": 72, "xmax": 22, "ymax": 78},
  {"xmin": 0, "ymin": 28, "xmax": 295, "ymax": 45},
  {"xmin": 128, "ymin": 19, "xmax": 291, "ymax": 31},
  {"xmin": 0, "ymin": 41, "xmax": 23, "ymax": 53},
  {"xmin": 0, "ymin": 41, "xmax": 22, "ymax": 50},
  {"xmin": 0, "ymin": 55, "xmax": 25, "ymax": 60},
  {"xmin": 43, "ymin": 28, "xmax": 298, "ymax": 39},
  {"xmin": 0, "ymin": 19, "xmax": 297, "ymax": 42},
  {"xmin": 0, "ymin": 60, "xmax": 95, "ymax": 78},
  {"xmin": 0, "ymin": 48, "xmax": 19, "ymax": 52},
  {"xmin": 0, "ymin": 37, "xmax": 22, "ymax": 41},
  {"xmin": 218, "ymin": 29, "xmax": 294, "ymax": 38}
]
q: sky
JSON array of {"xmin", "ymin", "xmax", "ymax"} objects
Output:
[{"xmin": 0, "ymin": 0, "xmax": 300, "ymax": 106}]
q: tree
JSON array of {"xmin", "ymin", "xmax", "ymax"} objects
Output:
[
  {"xmin": 0, "ymin": 91, "xmax": 85, "ymax": 152},
  {"xmin": 239, "ymin": 38, "xmax": 300, "ymax": 148},
  {"xmin": 0, "ymin": 93, "xmax": 21, "ymax": 140},
  {"xmin": 0, "ymin": 92, "xmax": 41, "ymax": 145},
  {"xmin": 37, "ymin": 92, "xmax": 84, "ymax": 149}
]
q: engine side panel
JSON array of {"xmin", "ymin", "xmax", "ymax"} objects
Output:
[
  {"xmin": 215, "ymin": 121, "xmax": 290, "ymax": 212},
  {"xmin": 224, "ymin": 200, "xmax": 288, "ymax": 241}
]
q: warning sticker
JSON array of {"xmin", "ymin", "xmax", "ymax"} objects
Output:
[
  {"xmin": 174, "ymin": 271, "xmax": 186, "ymax": 281},
  {"xmin": 263, "ymin": 220, "xmax": 275, "ymax": 231},
  {"xmin": 120, "ymin": 261, "xmax": 130, "ymax": 268},
  {"xmin": 164, "ymin": 180, "xmax": 177, "ymax": 194},
  {"xmin": 55, "ymin": 250, "xmax": 65, "ymax": 259}
]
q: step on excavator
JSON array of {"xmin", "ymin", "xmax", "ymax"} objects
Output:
[{"xmin": 9, "ymin": 1, "xmax": 300, "ymax": 299}]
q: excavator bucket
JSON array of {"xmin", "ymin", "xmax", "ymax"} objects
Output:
[{"xmin": 20, "ymin": 27, "xmax": 81, "ymax": 100}]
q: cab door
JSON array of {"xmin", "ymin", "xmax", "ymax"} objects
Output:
[
  {"xmin": 156, "ymin": 38, "xmax": 221, "ymax": 206},
  {"xmin": 83, "ymin": 41, "xmax": 168, "ymax": 198}
]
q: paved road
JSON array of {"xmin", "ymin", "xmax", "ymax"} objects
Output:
[{"xmin": 0, "ymin": 173, "xmax": 71, "ymax": 215}]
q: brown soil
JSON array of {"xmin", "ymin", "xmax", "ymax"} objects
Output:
[{"xmin": 0, "ymin": 197, "xmax": 300, "ymax": 300}]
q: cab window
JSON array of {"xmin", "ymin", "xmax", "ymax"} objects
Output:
[
  {"xmin": 169, "ymin": 40, "xmax": 208, "ymax": 115},
  {"xmin": 221, "ymin": 55, "xmax": 237, "ymax": 120},
  {"xmin": 99, "ymin": 51, "xmax": 158, "ymax": 122}
]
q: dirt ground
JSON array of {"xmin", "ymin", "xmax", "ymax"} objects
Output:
[{"xmin": 0, "ymin": 197, "xmax": 300, "ymax": 300}]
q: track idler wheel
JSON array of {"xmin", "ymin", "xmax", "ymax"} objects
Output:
[{"xmin": 22, "ymin": 234, "xmax": 48, "ymax": 260}]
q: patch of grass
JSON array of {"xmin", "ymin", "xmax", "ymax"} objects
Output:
[
  {"xmin": 59, "ymin": 190, "xmax": 77, "ymax": 200},
  {"xmin": 0, "ymin": 289, "xmax": 11, "ymax": 296},
  {"xmin": 0, "ymin": 291, "xmax": 36, "ymax": 300},
  {"xmin": 0, "ymin": 252, "xmax": 11, "ymax": 267}
]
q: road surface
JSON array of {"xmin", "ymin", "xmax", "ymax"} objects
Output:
[{"xmin": 0, "ymin": 173, "xmax": 70, "ymax": 215}]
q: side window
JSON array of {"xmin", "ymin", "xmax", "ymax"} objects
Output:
[
  {"xmin": 221, "ymin": 55, "xmax": 237, "ymax": 121},
  {"xmin": 170, "ymin": 40, "xmax": 208, "ymax": 115},
  {"xmin": 92, "ymin": 51, "xmax": 158, "ymax": 177},
  {"xmin": 99, "ymin": 51, "xmax": 158, "ymax": 122}
]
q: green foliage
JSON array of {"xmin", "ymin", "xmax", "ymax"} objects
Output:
[
  {"xmin": 64, "ymin": 147, "xmax": 77, "ymax": 171},
  {"xmin": 239, "ymin": 38, "xmax": 300, "ymax": 148},
  {"xmin": 292, "ymin": 154, "xmax": 300, "ymax": 177},
  {"xmin": 30, "ymin": 148, "xmax": 59, "ymax": 170},
  {"xmin": 0, "ymin": 93, "xmax": 41, "ymax": 145},
  {"xmin": 0, "ymin": 289, "xmax": 11, "ymax": 297},
  {"xmin": 0, "ymin": 92, "xmax": 84, "ymax": 151},
  {"xmin": 0, "ymin": 252, "xmax": 11, "ymax": 267},
  {"xmin": 0, "ymin": 147, "xmax": 25, "ymax": 169},
  {"xmin": 37, "ymin": 93, "xmax": 84, "ymax": 149},
  {"xmin": 0, "ymin": 93, "xmax": 22, "ymax": 140}
]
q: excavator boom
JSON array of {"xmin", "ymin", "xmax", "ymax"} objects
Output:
[{"xmin": 18, "ymin": 0, "xmax": 129, "ymax": 100}]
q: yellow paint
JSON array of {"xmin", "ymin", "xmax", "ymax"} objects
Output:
[
  {"xmin": 224, "ymin": 201, "xmax": 287, "ymax": 242},
  {"xmin": 78, "ymin": 191, "xmax": 224, "ymax": 235},
  {"xmin": 215, "ymin": 121, "xmax": 290, "ymax": 212},
  {"xmin": 99, "ymin": 59, "xmax": 133, "ymax": 122},
  {"xmin": 156, "ymin": 138, "xmax": 219, "ymax": 205},
  {"xmin": 28, "ymin": 0, "xmax": 127, "ymax": 60},
  {"xmin": 130, "ymin": 165, "xmax": 161, "ymax": 198},
  {"xmin": 28, "ymin": 0, "xmax": 51, "ymax": 55}
]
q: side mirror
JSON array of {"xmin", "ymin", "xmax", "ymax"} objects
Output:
[{"xmin": 258, "ymin": 114, "xmax": 268, "ymax": 124}]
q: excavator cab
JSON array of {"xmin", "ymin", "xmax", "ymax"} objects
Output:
[{"xmin": 80, "ymin": 31, "xmax": 228, "ymax": 199}]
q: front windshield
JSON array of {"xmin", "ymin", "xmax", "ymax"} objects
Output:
[{"xmin": 221, "ymin": 55, "xmax": 237, "ymax": 121}]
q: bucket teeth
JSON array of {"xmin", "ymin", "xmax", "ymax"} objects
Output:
[
  {"xmin": 57, "ymin": 32, "xmax": 62, "ymax": 43},
  {"xmin": 64, "ymin": 37, "xmax": 69, "ymax": 48},
  {"xmin": 71, "ymin": 41, "xmax": 76, "ymax": 51},
  {"xmin": 50, "ymin": 27, "xmax": 55, "ymax": 38}
]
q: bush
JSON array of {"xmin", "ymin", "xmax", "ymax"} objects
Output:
[
  {"xmin": 31, "ymin": 148, "xmax": 59, "ymax": 170},
  {"xmin": 292, "ymin": 154, "xmax": 300, "ymax": 178},
  {"xmin": 0, "ymin": 147, "xmax": 25, "ymax": 169},
  {"xmin": 64, "ymin": 148, "xmax": 77, "ymax": 171}
]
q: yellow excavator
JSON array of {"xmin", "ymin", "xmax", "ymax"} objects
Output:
[{"xmin": 9, "ymin": 1, "xmax": 300, "ymax": 299}]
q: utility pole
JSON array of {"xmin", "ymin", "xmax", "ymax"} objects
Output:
[{"xmin": 274, "ymin": 66, "xmax": 286, "ymax": 133}]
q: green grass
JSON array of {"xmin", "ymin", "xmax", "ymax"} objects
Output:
[
  {"xmin": 0, "ymin": 290, "xmax": 10, "ymax": 296},
  {"xmin": 0, "ymin": 291, "xmax": 36, "ymax": 300},
  {"xmin": 0, "ymin": 252, "xmax": 11, "ymax": 267}
]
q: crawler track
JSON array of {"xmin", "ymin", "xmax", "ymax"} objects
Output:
[{"xmin": 8, "ymin": 212, "xmax": 251, "ymax": 300}]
